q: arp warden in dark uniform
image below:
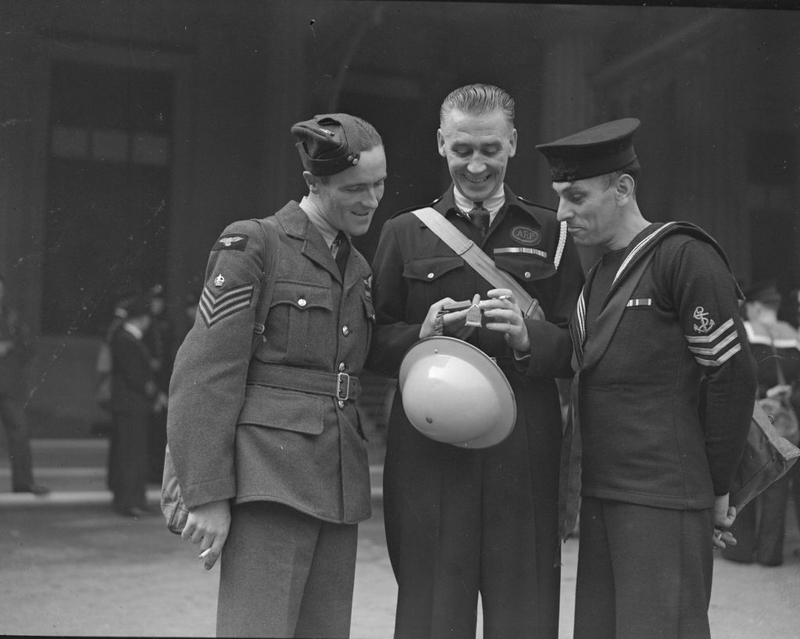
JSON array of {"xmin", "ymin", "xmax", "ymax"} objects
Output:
[
  {"xmin": 538, "ymin": 119, "xmax": 757, "ymax": 639},
  {"xmin": 167, "ymin": 113, "xmax": 386, "ymax": 638},
  {"xmin": 368, "ymin": 84, "xmax": 584, "ymax": 639}
]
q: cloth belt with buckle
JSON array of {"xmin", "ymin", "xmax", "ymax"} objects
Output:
[{"xmin": 246, "ymin": 363, "xmax": 361, "ymax": 405}]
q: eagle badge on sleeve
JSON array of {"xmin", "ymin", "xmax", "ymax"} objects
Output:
[{"xmin": 212, "ymin": 234, "xmax": 249, "ymax": 251}]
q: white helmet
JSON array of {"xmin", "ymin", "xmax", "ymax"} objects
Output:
[{"xmin": 398, "ymin": 336, "xmax": 516, "ymax": 449}]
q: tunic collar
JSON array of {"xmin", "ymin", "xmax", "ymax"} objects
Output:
[
  {"xmin": 453, "ymin": 185, "xmax": 505, "ymax": 223},
  {"xmin": 299, "ymin": 195, "xmax": 340, "ymax": 250}
]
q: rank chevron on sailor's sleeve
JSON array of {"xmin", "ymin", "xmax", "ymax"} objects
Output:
[
  {"xmin": 684, "ymin": 317, "xmax": 741, "ymax": 367},
  {"xmin": 199, "ymin": 282, "xmax": 254, "ymax": 328}
]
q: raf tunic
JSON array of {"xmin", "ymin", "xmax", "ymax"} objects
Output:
[
  {"xmin": 570, "ymin": 222, "xmax": 757, "ymax": 639},
  {"xmin": 167, "ymin": 202, "xmax": 374, "ymax": 636},
  {"xmin": 368, "ymin": 184, "xmax": 584, "ymax": 639},
  {"xmin": 168, "ymin": 202, "xmax": 372, "ymax": 523}
]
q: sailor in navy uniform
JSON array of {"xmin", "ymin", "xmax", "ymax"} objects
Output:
[{"xmin": 537, "ymin": 118, "xmax": 758, "ymax": 639}]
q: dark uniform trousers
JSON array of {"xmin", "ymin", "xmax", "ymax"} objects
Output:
[
  {"xmin": 109, "ymin": 409, "xmax": 150, "ymax": 510},
  {"xmin": 217, "ymin": 501, "xmax": 358, "ymax": 638},
  {"xmin": 385, "ymin": 368, "xmax": 564, "ymax": 639},
  {"xmin": 0, "ymin": 396, "xmax": 34, "ymax": 490},
  {"xmin": 0, "ymin": 306, "xmax": 36, "ymax": 491},
  {"xmin": 574, "ymin": 498, "xmax": 714, "ymax": 639},
  {"xmin": 109, "ymin": 328, "xmax": 156, "ymax": 511}
]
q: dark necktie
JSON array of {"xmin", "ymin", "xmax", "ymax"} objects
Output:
[
  {"xmin": 468, "ymin": 203, "xmax": 489, "ymax": 239},
  {"xmin": 333, "ymin": 231, "xmax": 350, "ymax": 277}
]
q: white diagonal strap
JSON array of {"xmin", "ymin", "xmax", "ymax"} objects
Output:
[{"xmin": 413, "ymin": 207, "xmax": 544, "ymax": 320}]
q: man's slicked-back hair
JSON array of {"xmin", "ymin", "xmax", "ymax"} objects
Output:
[
  {"xmin": 351, "ymin": 116, "xmax": 383, "ymax": 154},
  {"xmin": 439, "ymin": 84, "xmax": 515, "ymax": 130}
]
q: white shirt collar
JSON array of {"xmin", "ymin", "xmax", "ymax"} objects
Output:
[
  {"xmin": 454, "ymin": 185, "xmax": 506, "ymax": 223},
  {"xmin": 299, "ymin": 196, "xmax": 340, "ymax": 250}
]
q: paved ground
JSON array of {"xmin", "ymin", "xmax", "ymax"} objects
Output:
[
  {"xmin": 1, "ymin": 440, "xmax": 800, "ymax": 637},
  {"xmin": 0, "ymin": 499, "xmax": 393, "ymax": 638}
]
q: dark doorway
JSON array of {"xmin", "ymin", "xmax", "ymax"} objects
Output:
[
  {"xmin": 43, "ymin": 61, "xmax": 174, "ymax": 336},
  {"xmin": 747, "ymin": 130, "xmax": 798, "ymax": 291}
]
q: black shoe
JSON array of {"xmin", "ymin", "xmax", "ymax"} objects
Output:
[
  {"xmin": 13, "ymin": 483, "xmax": 50, "ymax": 496},
  {"xmin": 757, "ymin": 557, "xmax": 784, "ymax": 567},
  {"xmin": 721, "ymin": 553, "xmax": 754, "ymax": 564}
]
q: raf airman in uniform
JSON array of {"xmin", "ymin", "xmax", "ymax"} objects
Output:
[{"xmin": 167, "ymin": 113, "xmax": 387, "ymax": 638}]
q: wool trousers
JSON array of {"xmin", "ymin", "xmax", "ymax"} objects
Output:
[
  {"xmin": 216, "ymin": 501, "xmax": 358, "ymax": 638},
  {"xmin": 574, "ymin": 497, "xmax": 714, "ymax": 639},
  {"xmin": 384, "ymin": 377, "xmax": 562, "ymax": 639},
  {"xmin": 109, "ymin": 410, "xmax": 149, "ymax": 510},
  {"xmin": 0, "ymin": 395, "xmax": 34, "ymax": 490}
]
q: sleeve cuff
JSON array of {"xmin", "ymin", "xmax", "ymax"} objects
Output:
[{"xmin": 513, "ymin": 349, "xmax": 531, "ymax": 361}]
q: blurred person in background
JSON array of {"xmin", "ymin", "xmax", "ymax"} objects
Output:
[
  {"xmin": 174, "ymin": 288, "xmax": 200, "ymax": 350},
  {"xmin": 788, "ymin": 285, "xmax": 800, "ymax": 546},
  {"xmin": 109, "ymin": 293, "xmax": 166, "ymax": 516},
  {"xmin": 95, "ymin": 294, "xmax": 131, "ymax": 419},
  {"xmin": 778, "ymin": 285, "xmax": 800, "ymax": 328},
  {"xmin": 144, "ymin": 283, "xmax": 174, "ymax": 484},
  {"xmin": 97, "ymin": 293, "xmax": 132, "ymax": 487},
  {"xmin": 723, "ymin": 280, "xmax": 800, "ymax": 566},
  {"xmin": 0, "ymin": 273, "xmax": 49, "ymax": 496}
]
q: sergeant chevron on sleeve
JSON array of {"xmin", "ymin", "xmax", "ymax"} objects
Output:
[{"xmin": 166, "ymin": 112, "xmax": 387, "ymax": 638}]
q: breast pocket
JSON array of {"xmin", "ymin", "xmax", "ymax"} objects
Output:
[
  {"xmin": 403, "ymin": 256, "xmax": 466, "ymax": 310},
  {"xmin": 264, "ymin": 280, "xmax": 334, "ymax": 364},
  {"xmin": 403, "ymin": 256, "xmax": 464, "ymax": 282},
  {"xmin": 492, "ymin": 249, "xmax": 555, "ymax": 283}
]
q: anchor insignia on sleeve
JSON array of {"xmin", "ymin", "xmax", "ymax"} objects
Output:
[{"xmin": 692, "ymin": 306, "xmax": 715, "ymax": 334}]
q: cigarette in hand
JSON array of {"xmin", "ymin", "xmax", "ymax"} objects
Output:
[{"xmin": 198, "ymin": 549, "xmax": 211, "ymax": 559}]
